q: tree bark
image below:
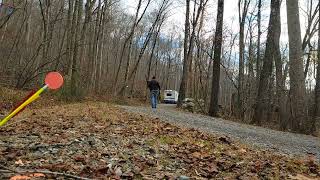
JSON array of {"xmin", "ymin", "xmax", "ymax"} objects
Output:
[
  {"xmin": 209, "ymin": 0, "xmax": 224, "ymax": 117},
  {"xmin": 147, "ymin": 28, "xmax": 160, "ymax": 80},
  {"xmin": 71, "ymin": 0, "xmax": 83, "ymax": 94},
  {"xmin": 256, "ymin": 0, "xmax": 261, "ymax": 83},
  {"xmin": 253, "ymin": 0, "xmax": 281, "ymax": 125},
  {"xmin": 90, "ymin": 0, "xmax": 102, "ymax": 90},
  {"xmin": 238, "ymin": 0, "xmax": 250, "ymax": 120},
  {"xmin": 177, "ymin": 0, "xmax": 190, "ymax": 107},
  {"xmin": 313, "ymin": 0, "xmax": 320, "ymax": 134},
  {"xmin": 286, "ymin": 0, "xmax": 310, "ymax": 133},
  {"xmin": 96, "ymin": 2, "xmax": 108, "ymax": 93}
]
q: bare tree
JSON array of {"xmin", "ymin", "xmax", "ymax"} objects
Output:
[
  {"xmin": 286, "ymin": 0, "xmax": 310, "ymax": 133},
  {"xmin": 238, "ymin": 0, "xmax": 250, "ymax": 119},
  {"xmin": 178, "ymin": 0, "xmax": 208, "ymax": 106},
  {"xmin": 118, "ymin": 0, "xmax": 170, "ymax": 95},
  {"xmin": 187, "ymin": 0, "xmax": 208, "ymax": 97},
  {"xmin": 113, "ymin": 0, "xmax": 151, "ymax": 94},
  {"xmin": 177, "ymin": 0, "xmax": 191, "ymax": 107},
  {"xmin": 256, "ymin": 0, "xmax": 261, "ymax": 82},
  {"xmin": 252, "ymin": 0, "xmax": 281, "ymax": 125},
  {"xmin": 313, "ymin": 0, "xmax": 320, "ymax": 134},
  {"xmin": 209, "ymin": 0, "xmax": 224, "ymax": 117}
]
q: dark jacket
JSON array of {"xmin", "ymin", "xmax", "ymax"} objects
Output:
[{"xmin": 147, "ymin": 80, "xmax": 160, "ymax": 91}]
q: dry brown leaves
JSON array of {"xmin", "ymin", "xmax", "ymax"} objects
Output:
[{"xmin": 0, "ymin": 101, "xmax": 319, "ymax": 179}]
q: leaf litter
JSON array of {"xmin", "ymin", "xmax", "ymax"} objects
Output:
[{"xmin": 0, "ymin": 101, "xmax": 319, "ymax": 179}]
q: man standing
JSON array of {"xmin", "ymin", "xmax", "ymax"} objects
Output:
[{"xmin": 147, "ymin": 76, "xmax": 161, "ymax": 109}]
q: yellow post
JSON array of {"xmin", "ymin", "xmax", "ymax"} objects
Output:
[{"xmin": 0, "ymin": 85, "xmax": 48, "ymax": 126}]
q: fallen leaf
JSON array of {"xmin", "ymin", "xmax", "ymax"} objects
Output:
[
  {"xmin": 30, "ymin": 173, "xmax": 45, "ymax": 177},
  {"xmin": 191, "ymin": 152, "xmax": 201, "ymax": 159},
  {"xmin": 10, "ymin": 175, "xmax": 31, "ymax": 180},
  {"xmin": 15, "ymin": 159, "xmax": 24, "ymax": 166},
  {"xmin": 289, "ymin": 174, "xmax": 317, "ymax": 180},
  {"xmin": 239, "ymin": 148, "xmax": 247, "ymax": 154},
  {"xmin": 207, "ymin": 164, "xmax": 218, "ymax": 173}
]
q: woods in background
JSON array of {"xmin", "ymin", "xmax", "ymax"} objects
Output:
[
  {"xmin": 0, "ymin": 0, "xmax": 319, "ymax": 135},
  {"xmin": 0, "ymin": 0, "xmax": 181, "ymax": 96}
]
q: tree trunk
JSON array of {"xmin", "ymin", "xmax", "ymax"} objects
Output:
[
  {"xmin": 147, "ymin": 32, "xmax": 160, "ymax": 80},
  {"xmin": 253, "ymin": 0, "xmax": 281, "ymax": 125},
  {"xmin": 70, "ymin": 0, "xmax": 83, "ymax": 94},
  {"xmin": 90, "ymin": 0, "xmax": 102, "ymax": 90},
  {"xmin": 276, "ymin": 55, "xmax": 287, "ymax": 131},
  {"xmin": 256, "ymin": 0, "xmax": 262, "ymax": 83},
  {"xmin": 286, "ymin": 0, "xmax": 310, "ymax": 134},
  {"xmin": 177, "ymin": 0, "xmax": 190, "ymax": 107},
  {"xmin": 96, "ymin": 3, "xmax": 107, "ymax": 93},
  {"xmin": 238, "ymin": 0, "xmax": 250, "ymax": 120},
  {"xmin": 313, "ymin": 0, "xmax": 320, "ymax": 134},
  {"xmin": 145, "ymin": 23, "xmax": 160, "ymax": 100},
  {"xmin": 247, "ymin": 18, "xmax": 255, "ymax": 121},
  {"xmin": 165, "ymin": 53, "xmax": 172, "ymax": 90},
  {"xmin": 78, "ymin": 0, "xmax": 95, "ymax": 73},
  {"xmin": 209, "ymin": 0, "xmax": 224, "ymax": 117},
  {"xmin": 67, "ymin": 0, "xmax": 75, "ymax": 76}
]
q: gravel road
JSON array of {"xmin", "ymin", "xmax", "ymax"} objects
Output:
[{"xmin": 120, "ymin": 104, "xmax": 320, "ymax": 161}]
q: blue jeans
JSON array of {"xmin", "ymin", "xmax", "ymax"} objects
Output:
[{"xmin": 150, "ymin": 90, "xmax": 159, "ymax": 109}]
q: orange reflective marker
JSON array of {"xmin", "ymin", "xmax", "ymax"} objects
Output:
[
  {"xmin": 45, "ymin": 72, "xmax": 64, "ymax": 90},
  {"xmin": 0, "ymin": 72, "xmax": 64, "ymax": 126}
]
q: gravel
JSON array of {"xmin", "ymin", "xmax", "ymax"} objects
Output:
[{"xmin": 120, "ymin": 104, "xmax": 320, "ymax": 161}]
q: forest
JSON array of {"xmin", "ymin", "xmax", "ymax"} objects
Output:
[
  {"xmin": 0, "ymin": 0, "xmax": 320, "ymax": 136},
  {"xmin": 1, "ymin": 0, "xmax": 320, "ymax": 179}
]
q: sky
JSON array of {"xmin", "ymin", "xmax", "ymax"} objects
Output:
[
  {"xmin": 120, "ymin": 0, "xmax": 315, "ymax": 46},
  {"xmin": 1, "ymin": 0, "xmax": 311, "ymax": 45},
  {"xmin": 120, "ymin": 0, "xmax": 238, "ymax": 33},
  {"xmin": 0, "ymin": 0, "xmax": 312, "ymax": 43}
]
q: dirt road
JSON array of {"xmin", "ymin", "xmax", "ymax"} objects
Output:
[{"xmin": 121, "ymin": 104, "xmax": 320, "ymax": 161}]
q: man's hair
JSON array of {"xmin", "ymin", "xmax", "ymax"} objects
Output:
[{"xmin": 152, "ymin": 76, "xmax": 156, "ymax": 79}]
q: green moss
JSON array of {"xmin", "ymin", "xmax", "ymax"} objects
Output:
[
  {"xmin": 195, "ymin": 139, "xmax": 212, "ymax": 148},
  {"xmin": 143, "ymin": 126, "xmax": 152, "ymax": 134},
  {"xmin": 157, "ymin": 135, "xmax": 183, "ymax": 145},
  {"xmin": 159, "ymin": 135, "xmax": 174, "ymax": 144},
  {"xmin": 145, "ymin": 139, "xmax": 157, "ymax": 146}
]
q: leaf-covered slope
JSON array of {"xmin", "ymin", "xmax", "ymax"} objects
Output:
[{"xmin": 0, "ymin": 102, "xmax": 319, "ymax": 179}]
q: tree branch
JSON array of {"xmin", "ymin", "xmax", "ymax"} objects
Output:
[{"xmin": 0, "ymin": 165, "xmax": 93, "ymax": 180}]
